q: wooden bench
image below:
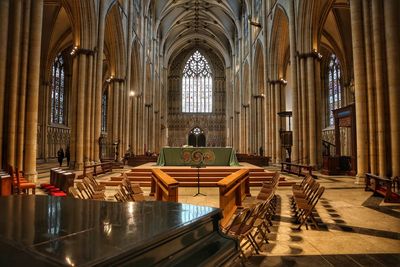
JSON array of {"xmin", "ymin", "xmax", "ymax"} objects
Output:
[
  {"xmin": 217, "ymin": 169, "xmax": 251, "ymax": 227},
  {"xmin": 83, "ymin": 162, "xmax": 113, "ymax": 177},
  {"xmin": 365, "ymin": 173, "xmax": 400, "ymax": 203},
  {"xmin": 281, "ymin": 162, "xmax": 316, "ymax": 179},
  {"xmin": 151, "ymin": 169, "xmax": 179, "ymax": 202},
  {"xmin": 236, "ymin": 154, "xmax": 270, "ymax": 167}
]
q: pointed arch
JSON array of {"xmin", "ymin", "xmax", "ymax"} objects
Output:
[{"xmin": 181, "ymin": 50, "xmax": 213, "ymax": 113}]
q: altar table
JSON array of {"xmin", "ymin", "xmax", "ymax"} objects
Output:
[{"xmin": 157, "ymin": 147, "xmax": 239, "ymax": 166}]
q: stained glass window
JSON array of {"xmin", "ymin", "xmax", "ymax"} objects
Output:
[
  {"xmin": 328, "ymin": 54, "xmax": 342, "ymax": 126},
  {"xmin": 50, "ymin": 53, "xmax": 65, "ymax": 124},
  {"xmin": 182, "ymin": 51, "xmax": 212, "ymax": 113},
  {"xmin": 101, "ymin": 92, "xmax": 107, "ymax": 132}
]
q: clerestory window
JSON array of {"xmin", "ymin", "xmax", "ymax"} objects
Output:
[{"xmin": 182, "ymin": 51, "xmax": 212, "ymax": 113}]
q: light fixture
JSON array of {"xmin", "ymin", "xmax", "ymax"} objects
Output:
[
  {"xmin": 279, "ymin": 78, "xmax": 288, "ymax": 84},
  {"xmin": 312, "ymin": 49, "xmax": 323, "ymax": 59},
  {"xmin": 248, "ymin": 15, "xmax": 262, "ymax": 28},
  {"xmin": 70, "ymin": 46, "xmax": 78, "ymax": 56},
  {"xmin": 106, "ymin": 75, "xmax": 114, "ymax": 83},
  {"xmin": 130, "ymin": 91, "xmax": 135, "ymax": 97}
]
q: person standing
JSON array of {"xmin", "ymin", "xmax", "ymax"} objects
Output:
[
  {"xmin": 65, "ymin": 146, "xmax": 70, "ymax": 167},
  {"xmin": 57, "ymin": 147, "xmax": 64, "ymax": 167}
]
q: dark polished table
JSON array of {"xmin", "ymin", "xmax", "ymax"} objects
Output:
[{"xmin": 0, "ymin": 195, "xmax": 238, "ymax": 267}]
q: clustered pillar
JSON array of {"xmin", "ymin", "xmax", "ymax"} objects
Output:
[
  {"xmin": 350, "ymin": 0, "xmax": 400, "ymax": 179},
  {"xmin": 0, "ymin": 0, "xmax": 43, "ymax": 181}
]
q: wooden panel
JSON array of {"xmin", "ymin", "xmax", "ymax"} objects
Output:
[
  {"xmin": 151, "ymin": 169, "xmax": 179, "ymax": 202},
  {"xmin": 217, "ymin": 169, "xmax": 250, "ymax": 227}
]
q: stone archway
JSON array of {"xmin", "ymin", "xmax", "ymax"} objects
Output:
[{"xmin": 188, "ymin": 127, "xmax": 206, "ymax": 147}]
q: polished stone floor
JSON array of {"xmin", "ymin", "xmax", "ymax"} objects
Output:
[{"xmin": 37, "ymin": 164, "xmax": 400, "ymax": 266}]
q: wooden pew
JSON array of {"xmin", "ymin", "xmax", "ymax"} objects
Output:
[
  {"xmin": 365, "ymin": 173, "xmax": 400, "ymax": 203},
  {"xmin": 151, "ymin": 169, "xmax": 179, "ymax": 202},
  {"xmin": 236, "ymin": 153, "xmax": 270, "ymax": 167},
  {"xmin": 83, "ymin": 162, "xmax": 113, "ymax": 177},
  {"xmin": 217, "ymin": 169, "xmax": 250, "ymax": 227},
  {"xmin": 281, "ymin": 162, "xmax": 316, "ymax": 179}
]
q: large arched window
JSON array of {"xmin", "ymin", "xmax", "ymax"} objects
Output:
[
  {"xmin": 50, "ymin": 53, "xmax": 65, "ymax": 124},
  {"xmin": 327, "ymin": 54, "xmax": 342, "ymax": 126},
  {"xmin": 182, "ymin": 50, "xmax": 212, "ymax": 113}
]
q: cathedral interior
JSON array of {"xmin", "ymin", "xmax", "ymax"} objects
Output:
[{"xmin": 0, "ymin": 0, "xmax": 399, "ymax": 266}]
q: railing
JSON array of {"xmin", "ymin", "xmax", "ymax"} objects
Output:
[
  {"xmin": 281, "ymin": 162, "xmax": 315, "ymax": 178},
  {"xmin": 365, "ymin": 173, "xmax": 400, "ymax": 203},
  {"xmin": 217, "ymin": 169, "xmax": 250, "ymax": 227},
  {"xmin": 83, "ymin": 162, "xmax": 113, "ymax": 177},
  {"xmin": 151, "ymin": 169, "xmax": 179, "ymax": 202}
]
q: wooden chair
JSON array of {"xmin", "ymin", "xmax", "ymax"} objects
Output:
[
  {"xmin": 15, "ymin": 167, "xmax": 35, "ymax": 195},
  {"xmin": 296, "ymin": 186, "xmax": 325, "ymax": 230},
  {"xmin": 83, "ymin": 177, "xmax": 106, "ymax": 197},
  {"xmin": 76, "ymin": 182, "xmax": 105, "ymax": 200},
  {"xmin": 68, "ymin": 186, "xmax": 82, "ymax": 199},
  {"xmin": 223, "ymin": 208, "xmax": 260, "ymax": 257},
  {"xmin": 114, "ymin": 191, "xmax": 126, "ymax": 202},
  {"xmin": 86, "ymin": 174, "xmax": 106, "ymax": 191}
]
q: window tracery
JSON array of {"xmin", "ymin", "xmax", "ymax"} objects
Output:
[
  {"xmin": 101, "ymin": 92, "xmax": 107, "ymax": 132},
  {"xmin": 328, "ymin": 54, "xmax": 342, "ymax": 126},
  {"xmin": 50, "ymin": 53, "xmax": 65, "ymax": 124},
  {"xmin": 182, "ymin": 51, "xmax": 213, "ymax": 113}
]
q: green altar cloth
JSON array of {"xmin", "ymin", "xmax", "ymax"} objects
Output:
[{"xmin": 156, "ymin": 147, "xmax": 239, "ymax": 166}]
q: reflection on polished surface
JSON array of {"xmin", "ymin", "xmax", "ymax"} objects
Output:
[{"xmin": 0, "ymin": 195, "xmax": 238, "ymax": 266}]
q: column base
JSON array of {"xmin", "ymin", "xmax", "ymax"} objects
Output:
[
  {"xmin": 24, "ymin": 172, "xmax": 38, "ymax": 183},
  {"xmin": 355, "ymin": 174, "xmax": 365, "ymax": 184},
  {"xmin": 75, "ymin": 162, "xmax": 84, "ymax": 171}
]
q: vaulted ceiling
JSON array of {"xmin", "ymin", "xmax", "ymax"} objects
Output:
[{"xmin": 151, "ymin": 0, "xmax": 243, "ymax": 67}]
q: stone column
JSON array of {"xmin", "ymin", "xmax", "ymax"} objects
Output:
[
  {"xmin": 307, "ymin": 56, "xmax": 317, "ymax": 167},
  {"xmin": 118, "ymin": 82, "xmax": 125, "ymax": 158},
  {"xmin": 75, "ymin": 53, "xmax": 87, "ymax": 170},
  {"xmin": 125, "ymin": 1, "xmax": 133, "ymax": 154},
  {"xmin": 16, "ymin": 0, "xmax": 31, "ymax": 170},
  {"xmin": 314, "ymin": 58, "xmax": 323, "ymax": 168},
  {"xmin": 0, "ymin": 0, "xmax": 10, "ymax": 167},
  {"xmin": 24, "ymin": 0, "xmax": 43, "ymax": 182},
  {"xmin": 371, "ymin": 0, "xmax": 387, "ymax": 176},
  {"xmin": 69, "ymin": 53, "xmax": 78, "ymax": 166},
  {"xmin": 363, "ymin": 1, "xmax": 377, "ymax": 174},
  {"xmin": 300, "ymin": 57, "xmax": 308, "ymax": 164},
  {"xmin": 7, "ymin": 0, "xmax": 22, "ymax": 167},
  {"xmin": 84, "ymin": 54, "xmax": 93, "ymax": 163},
  {"xmin": 350, "ymin": 0, "xmax": 369, "ymax": 182},
  {"xmin": 384, "ymin": 0, "xmax": 400, "ymax": 177},
  {"xmin": 270, "ymin": 83, "xmax": 276, "ymax": 161},
  {"xmin": 275, "ymin": 82, "xmax": 281, "ymax": 163},
  {"xmin": 94, "ymin": 0, "xmax": 106, "ymax": 162},
  {"xmin": 112, "ymin": 81, "xmax": 119, "ymax": 143},
  {"xmin": 288, "ymin": 0, "xmax": 299, "ymax": 163}
]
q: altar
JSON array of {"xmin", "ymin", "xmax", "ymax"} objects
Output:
[{"xmin": 156, "ymin": 147, "xmax": 240, "ymax": 166}]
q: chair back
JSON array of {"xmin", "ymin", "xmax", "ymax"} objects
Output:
[{"xmin": 69, "ymin": 187, "xmax": 82, "ymax": 199}]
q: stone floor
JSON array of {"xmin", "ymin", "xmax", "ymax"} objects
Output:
[{"xmin": 37, "ymin": 164, "xmax": 400, "ymax": 266}]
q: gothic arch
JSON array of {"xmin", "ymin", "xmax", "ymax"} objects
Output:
[{"xmin": 270, "ymin": 5, "xmax": 290, "ymax": 79}]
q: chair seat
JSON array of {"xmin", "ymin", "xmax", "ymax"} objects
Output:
[
  {"xmin": 40, "ymin": 183, "xmax": 52, "ymax": 188},
  {"xmin": 51, "ymin": 192, "xmax": 67, "ymax": 197}
]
